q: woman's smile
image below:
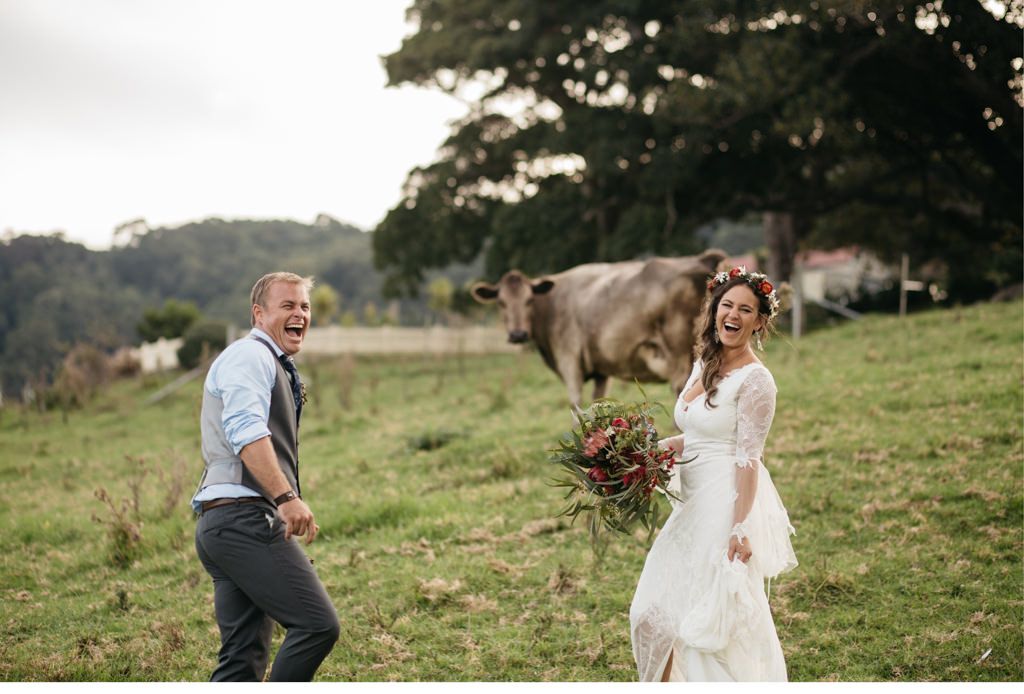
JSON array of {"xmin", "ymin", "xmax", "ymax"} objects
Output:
[{"xmin": 716, "ymin": 284, "xmax": 763, "ymax": 347}]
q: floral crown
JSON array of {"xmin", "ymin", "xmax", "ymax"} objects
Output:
[{"xmin": 707, "ymin": 266, "xmax": 781, "ymax": 318}]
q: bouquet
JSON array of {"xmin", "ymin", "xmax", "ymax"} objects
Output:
[{"xmin": 549, "ymin": 397, "xmax": 681, "ymax": 547}]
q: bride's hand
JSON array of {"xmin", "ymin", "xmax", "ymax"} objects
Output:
[
  {"xmin": 728, "ymin": 535, "xmax": 752, "ymax": 563},
  {"xmin": 657, "ymin": 434, "xmax": 685, "ymax": 453}
]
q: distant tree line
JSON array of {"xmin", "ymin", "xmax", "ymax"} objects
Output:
[
  {"xmin": 373, "ymin": 0, "xmax": 1022, "ymax": 300},
  {"xmin": 0, "ymin": 216, "xmax": 479, "ymax": 398}
]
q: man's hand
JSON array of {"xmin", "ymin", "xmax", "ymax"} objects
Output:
[
  {"xmin": 238, "ymin": 437, "xmax": 320, "ymax": 544},
  {"xmin": 278, "ymin": 498, "xmax": 319, "ymax": 544}
]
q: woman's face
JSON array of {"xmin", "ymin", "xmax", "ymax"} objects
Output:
[{"xmin": 715, "ymin": 284, "xmax": 765, "ymax": 349}]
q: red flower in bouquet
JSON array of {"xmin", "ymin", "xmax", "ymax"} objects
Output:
[
  {"xmin": 582, "ymin": 429, "xmax": 610, "ymax": 458},
  {"xmin": 620, "ymin": 468, "xmax": 642, "ymax": 487}
]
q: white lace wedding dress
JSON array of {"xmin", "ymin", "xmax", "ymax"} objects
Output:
[{"xmin": 629, "ymin": 359, "xmax": 797, "ymax": 681}]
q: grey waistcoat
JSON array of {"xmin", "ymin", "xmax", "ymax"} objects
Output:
[{"xmin": 196, "ymin": 337, "xmax": 300, "ymax": 503}]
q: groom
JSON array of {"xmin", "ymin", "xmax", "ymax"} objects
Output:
[{"xmin": 192, "ymin": 272, "xmax": 339, "ymax": 681}]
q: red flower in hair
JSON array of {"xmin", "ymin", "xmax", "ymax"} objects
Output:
[
  {"xmin": 759, "ymin": 280, "xmax": 773, "ymax": 295},
  {"xmin": 729, "ymin": 267, "xmax": 743, "ymax": 278}
]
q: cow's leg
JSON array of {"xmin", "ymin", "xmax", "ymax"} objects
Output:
[
  {"xmin": 556, "ymin": 356, "xmax": 585, "ymax": 410},
  {"xmin": 592, "ymin": 375, "xmax": 609, "ymax": 401}
]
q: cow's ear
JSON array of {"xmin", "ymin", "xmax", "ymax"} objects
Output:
[
  {"xmin": 698, "ymin": 248, "xmax": 728, "ymax": 272},
  {"xmin": 532, "ymin": 279, "xmax": 555, "ymax": 295},
  {"xmin": 470, "ymin": 282, "xmax": 500, "ymax": 303}
]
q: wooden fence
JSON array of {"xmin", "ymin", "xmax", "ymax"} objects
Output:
[
  {"xmin": 301, "ymin": 325, "xmax": 520, "ymax": 356},
  {"xmin": 134, "ymin": 326, "xmax": 520, "ymax": 373}
]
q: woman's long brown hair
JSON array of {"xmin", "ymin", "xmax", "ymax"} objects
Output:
[{"xmin": 694, "ymin": 276, "xmax": 774, "ymax": 408}]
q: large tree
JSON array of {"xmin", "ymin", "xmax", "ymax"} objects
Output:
[{"xmin": 374, "ymin": 0, "xmax": 1022, "ymax": 300}]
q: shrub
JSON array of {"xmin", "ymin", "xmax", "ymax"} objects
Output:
[
  {"xmin": 48, "ymin": 343, "xmax": 111, "ymax": 410},
  {"xmin": 108, "ymin": 347, "xmax": 141, "ymax": 377},
  {"xmin": 137, "ymin": 299, "xmax": 200, "ymax": 342},
  {"xmin": 176, "ymin": 321, "xmax": 227, "ymax": 370},
  {"xmin": 92, "ymin": 486, "xmax": 143, "ymax": 568}
]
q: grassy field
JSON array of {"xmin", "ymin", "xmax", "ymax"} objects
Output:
[{"xmin": 0, "ymin": 300, "xmax": 1021, "ymax": 682}]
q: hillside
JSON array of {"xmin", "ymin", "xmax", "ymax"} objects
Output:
[
  {"xmin": 0, "ymin": 300, "xmax": 1020, "ymax": 681},
  {"xmin": 0, "ymin": 218, "xmax": 482, "ymax": 396}
]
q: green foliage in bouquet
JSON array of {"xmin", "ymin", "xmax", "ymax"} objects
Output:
[{"xmin": 549, "ymin": 394, "xmax": 682, "ymax": 551}]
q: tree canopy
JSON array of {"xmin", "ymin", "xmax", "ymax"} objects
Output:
[
  {"xmin": 136, "ymin": 299, "xmax": 201, "ymax": 342},
  {"xmin": 311, "ymin": 283, "xmax": 341, "ymax": 326},
  {"xmin": 373, "ymin": 0, "xmax": 1022, "ymax": 299}
]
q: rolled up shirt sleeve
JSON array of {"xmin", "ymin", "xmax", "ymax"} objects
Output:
[{"xmin": 208, "ymin": 341, "xmax": 276, "ymax": 454}]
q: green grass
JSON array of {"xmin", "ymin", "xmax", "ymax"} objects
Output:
[{"xmin": 1, "ymin": 300, "xmax": 1021, "ymax": 681}]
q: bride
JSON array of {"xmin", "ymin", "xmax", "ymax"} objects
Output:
[{"xmin": 629, "ymin": 266, "xmax": 798, "ymax": 682}]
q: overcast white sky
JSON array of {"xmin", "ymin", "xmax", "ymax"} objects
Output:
[{"xmin": 0, "ymin": 0, "xmax": 465, "ymax": 249}]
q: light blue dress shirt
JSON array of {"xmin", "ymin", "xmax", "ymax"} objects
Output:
[{"xmin": 191, "ymin": 328, "xmax": 286, "ymax": 511}]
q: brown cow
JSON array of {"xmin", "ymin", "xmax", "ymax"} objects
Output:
[{"xmin": 471, "ymin": 249, "xmax": 726, "ymax": 407}]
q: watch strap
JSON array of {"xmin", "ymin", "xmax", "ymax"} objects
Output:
[{"xmin": 273, "ymin": 490, "xmax": 297, "ymax": 505}]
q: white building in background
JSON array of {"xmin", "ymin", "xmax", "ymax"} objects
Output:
[
  {"xmin": 796, "ymin": 247, "xmax": 894, "ymax": 304},
  {"xmin": 132, "ymin": 337, "xmax": 184, "ymax": 373}
]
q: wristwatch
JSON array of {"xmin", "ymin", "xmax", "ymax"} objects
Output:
[{"xmin": 274, "ymin": 490, "xmax": 298, "ymax": 505}]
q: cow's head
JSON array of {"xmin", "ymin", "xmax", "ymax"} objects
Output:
[{"xmin": 471, "ymin": 270, "xmax": 555, "ymax": 343}]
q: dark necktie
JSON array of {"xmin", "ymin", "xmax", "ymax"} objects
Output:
[{"xmin": 279, "ymin": 355, "xmax": 303, "ymax": 424}]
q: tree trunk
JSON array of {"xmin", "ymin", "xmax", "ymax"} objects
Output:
[
  {"xmin": 662, "ymin": 186, "xmax": 678, "ymax": 243},
  {"xmin": 763, "ymin": 211, "xmax": 797, "ymax": 282}
]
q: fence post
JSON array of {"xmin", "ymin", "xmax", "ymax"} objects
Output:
[
  {"xmin": 899, "ymin": 254, "xmax": 926, "ymax": 318},
  {"xmin": 791, "ymin": 265, "xmax": 803, "ymax": 340},
  {"xmin": 899, "ymin": 254, "xmax": 909, "ymax": 318}
]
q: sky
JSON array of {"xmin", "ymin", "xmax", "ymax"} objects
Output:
[{"xmin": 0, "ymin": 0, "xmax": 466, "ymax": 249}]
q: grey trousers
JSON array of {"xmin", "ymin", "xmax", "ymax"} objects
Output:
[{"xmin": 195, "ymin": 502, "xmax": 340, "ymax": 681}]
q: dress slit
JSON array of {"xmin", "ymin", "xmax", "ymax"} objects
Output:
[{"xmin": 658, "ymin": 646, "xmax": 674, "ymax": 682}]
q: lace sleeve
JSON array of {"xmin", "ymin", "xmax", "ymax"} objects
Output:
[
  {"xmin": 731, "ymin": 366, "xmax": 777, "ymax": 541},
  {"xmin": 735, "ymin": 367, "xmax": 777, "ymax": 466}
]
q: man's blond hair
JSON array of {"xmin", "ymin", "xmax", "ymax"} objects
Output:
[{"xmin": 249, "ymin": 272, "xmax": 315, "ymax": 327}]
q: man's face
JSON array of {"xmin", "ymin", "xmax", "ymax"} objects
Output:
[{"xmin": 253, "ymin": 281, "xmax": 311, "ymax": 355}]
